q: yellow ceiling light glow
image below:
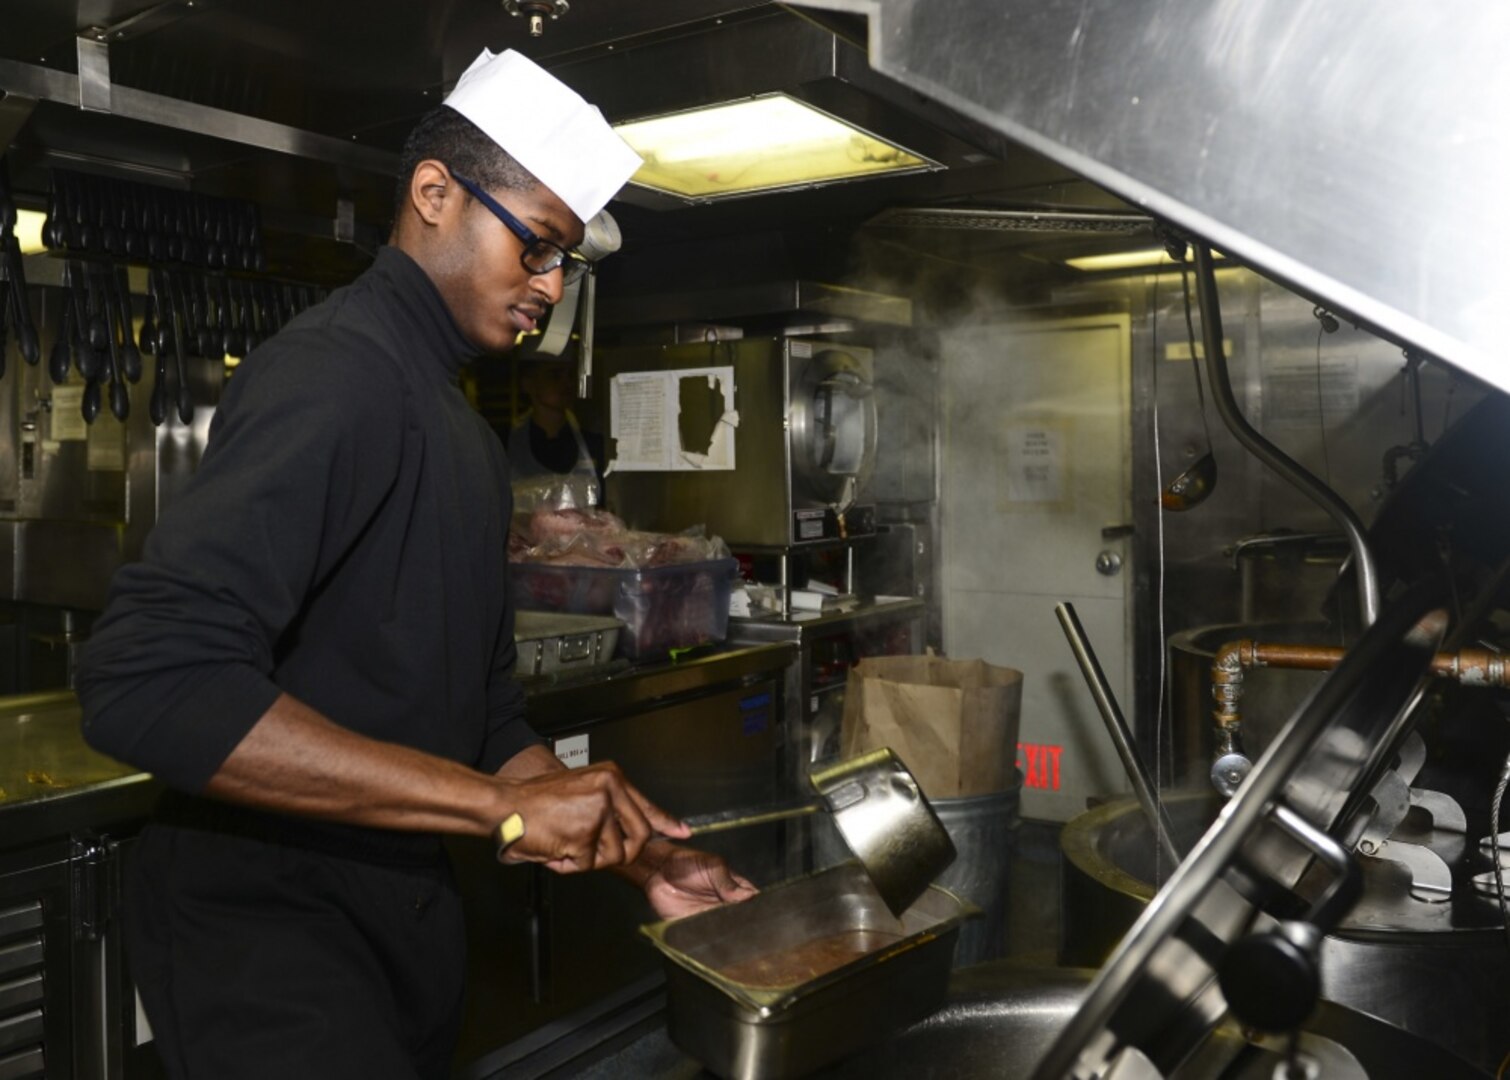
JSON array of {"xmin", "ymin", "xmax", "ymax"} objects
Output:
[
  {"xmin": 614, "ymin": 94, "xmax": 935, "ymax": 200},
  {"xmin": 1066, "ymin": 247, "xmax": 1228, "ymax": 272},
  {"xmin": 13, "ymin": 209, "xmax": 47, "ymax": 255}
]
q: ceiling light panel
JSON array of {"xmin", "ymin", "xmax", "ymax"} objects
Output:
[{"xmin": 614, "ymin": 94, "xmax": 936, "ymax": 200}]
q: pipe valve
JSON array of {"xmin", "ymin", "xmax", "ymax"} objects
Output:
[{"xmin": 502, "ymin": 0, "xmax": 569, "ymax": 37}]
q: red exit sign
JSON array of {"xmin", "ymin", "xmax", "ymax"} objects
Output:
[{"xmin": 1017, "ymin": 741, "xmax": 1063, "ymax": 790}]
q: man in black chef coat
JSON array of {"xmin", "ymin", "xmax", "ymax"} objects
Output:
[{"xmin": 76, "ymin": 48, "xmax": 755, "ymax": 1080}]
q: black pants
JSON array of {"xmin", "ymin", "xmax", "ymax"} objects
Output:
[{"xmin": 127, "ymin": 821, "xmax": 467, "ymax": 1080}]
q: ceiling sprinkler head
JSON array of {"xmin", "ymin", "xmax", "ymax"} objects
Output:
[{"xmin": 503, "ymin": 0, "xmax": 569, "ymax": 37}]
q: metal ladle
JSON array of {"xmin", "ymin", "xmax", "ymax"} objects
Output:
[
  {"xmin": 682, "ymin": 747, "xmax": 956, "ymax": 917},
  {"xmin": 1161, "ymin": 449, "xmax": 1217, "ymax": 511}
]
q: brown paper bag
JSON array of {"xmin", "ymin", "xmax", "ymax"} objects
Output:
[{"xmin": 840, "ymin": 653, "xmax": 1023, "ymax": 800}]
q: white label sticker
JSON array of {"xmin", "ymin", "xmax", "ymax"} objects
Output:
[
  {"xmin": 554, "ymin": 733, "xmax": 589, "ymax": 769},
  {"xmin": 1005, "ymin": 423, "xmax": 1066, "ymax": 504}
]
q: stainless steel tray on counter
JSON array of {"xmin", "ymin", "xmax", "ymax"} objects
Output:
[
  {"xmin": 640, "ymin": 861, "xmax": 979, "ymax": 1080},
  {"xmin": 513, "ymin": 611, "xmax": 623, "ymax": 677}
]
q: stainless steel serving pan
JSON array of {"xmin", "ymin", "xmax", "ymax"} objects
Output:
[
  {"xmin": 640, "ymin": 861, "xmax": 980, "ymax": 1080},
  {"xmin": 512, "ymin": 610, "xmax": 622, "ymax": 677}
]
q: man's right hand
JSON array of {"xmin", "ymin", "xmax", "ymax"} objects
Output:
[{"xmin": 493, "ymin": 761, "xmax": 690, "ymax": 873}]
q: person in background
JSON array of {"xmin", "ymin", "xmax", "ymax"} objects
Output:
[
  {"xmin": 75, "ymin": 48, "xmax": 754, "ymax": 1080},
  {"xmin": 510, "ymin": 353, "xmax": 607, "ymax": 505}
]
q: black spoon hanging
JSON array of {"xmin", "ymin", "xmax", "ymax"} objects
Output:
[{"xmin": 48, "ymin": 302, "xmax": 72, "ymax": 383}]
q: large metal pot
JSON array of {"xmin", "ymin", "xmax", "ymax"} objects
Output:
[
  {"xmin": 541, "ymin": 963, "xmax": 1489, "ymax": 1079},
  {"xmin": 1062, "ymin": 794, "xmax": 1509, "ymax": 1074}
]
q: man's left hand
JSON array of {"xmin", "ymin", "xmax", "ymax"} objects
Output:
[{"xmin": 638, "ymin": 842, "xmax": 758, "ymax": 920}]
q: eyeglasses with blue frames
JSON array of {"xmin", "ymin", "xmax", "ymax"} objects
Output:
[{"xmin": 449, "ymin": 171, "xmax": 591, "ymax": 286}]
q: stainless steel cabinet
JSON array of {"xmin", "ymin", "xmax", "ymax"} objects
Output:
[
  {"xmin": 0, "ymin": 842, "xmax": 70, "ymax": 1080},
  {"xmin": 450, "ymin": 670, "xmax": 786, "ymax": 1070},
  {"xmin": 0, "ymin": 833, "xmax": 144, "ymax": 1080}
]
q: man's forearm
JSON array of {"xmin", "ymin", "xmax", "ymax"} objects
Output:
[
  {"xmin": 495, "ymin": 742, "xmax": 567, "ymax": 781},
  {"xmin": 202, "ymin": 692, "xmax": 507, "ymax": 836}
]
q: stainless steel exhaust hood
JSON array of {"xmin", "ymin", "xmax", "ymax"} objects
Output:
[
  {"xmin": 793, "ymin": 0, "xmax": 1509, "ymax": 397},
  {"xmin": 549, "ymin": 10, "xmax": 1007, "ymax": 209}
]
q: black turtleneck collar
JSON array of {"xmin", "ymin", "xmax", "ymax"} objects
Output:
[{"xmin": 364, "ymin": 245, "xmax": 480, "ymax": 380}]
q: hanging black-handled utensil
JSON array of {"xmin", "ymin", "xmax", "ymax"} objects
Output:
[
  {"xmin": 100, "ymin": 180, "xmax": 123, "ymax": 257},
  {"xmin": 77, "ymin": 260, "xmax": 109, "ymax": 351},
  {"xmin": 167, "ymin": 269, "xmax": 194, "ymax": 423},
  {"xmin": 144, "ymin": 188, "xmax": 164, "ymax": 263},
  {"xmin": 138, "ymin": 273, "xmax": 158, "ymax": 356},
  {"xmin": 67, "ymin": 263, "xmax": 102, "ymax": 382},
  {"xmin": 195, "ymin": 272, "xmax": 217, "ymax": 357},
  {"xmin": 77, "ymin": 173, "xmax": 98, "ymax": 253},
  {"xmin": 82, "ymin": 378, "xmax": 101, "ymax": 424},
  {"xmin": 48, "ymin": 301, "xmax": 73, "ymax": 383},
  {"xmin": 95, "ymin": 267, "xmax": 130, "ymax": 420},
  {"xmin": 241, "ymin": 278, "xmax": 262, "ymax": 352},
  {"xmin": 42, "ymin": 172, "xmax": 64, "ymax": 250},
  {"xmin": 144, "ymin": 268, "xmax": 169, "ymax": 426},
  {"xmin": 108, "ymin": 370, "xmax": 129, "ymax": 420},
  {"xmin": 1161, "ymin": 241, "xmax": 1219, "ymax": 512},
  {"xmin": 218, "ymin": 275, "xmax": 243, "ymax": 356},
  {"xmin": 113, "ymin": 266, "xmax": 141, "ymax": 381},
  {"xmin": 66, "ymin": 172, "xmax": 86, "ymax": 250},
  {"xmin": 121, "ymin": 184, "xmax": 144, "ymax": 259},
  {"xmin": 150, "ymin": 268, "xmax": 172, "ymax": 357},
  {"xmin": 1, "ymin": 236, "xmax": 40, "ymax": 366},
  {"xmin": 65, "ymin": 266, "xmax": 95, "ymax": 379},
  {"xmin": 148, "ymin": 351, "xmax": 169, "ymax": 426}
]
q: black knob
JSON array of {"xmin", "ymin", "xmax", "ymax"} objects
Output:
[{"xmin": 1217, "ymin": 924, "xmax": 1321, "ymax": 1034}]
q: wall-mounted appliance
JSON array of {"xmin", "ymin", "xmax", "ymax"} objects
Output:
[{"xmin": 597, "ymin": 338, "xmax": 878, "ymax": 548}]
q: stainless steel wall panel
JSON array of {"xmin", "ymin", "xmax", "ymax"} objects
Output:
[
  {"xmin": 598, "ymin": 339, "xmax": 794, "ymax": 547},
  {"xmin": 10, "ymin": 521, "xmax": 121, "ymax": 611},
  {"xmin": 1, "ymin": 271, "xmax": 222, "ymax": 611}
]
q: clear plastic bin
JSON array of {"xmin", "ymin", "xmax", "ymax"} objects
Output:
[{"xmin": 510, "ymin": 557, "xmax": 737, "ymax": 660}]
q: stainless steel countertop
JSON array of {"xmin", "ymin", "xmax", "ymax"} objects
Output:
[
  {"xmin": 522, "ymin": 642, "xmax": 796, "ymax": 736},
  {"xmin": 0, "ymin": 690, "xmax": 143, "ymax": 811},
  {"xmin": 729, "ymin": 597, "xmax": 926, "ymax": 645},
  {"xmin": 0, "ymin": 641, "xmax": 798, "ymax": 826}
]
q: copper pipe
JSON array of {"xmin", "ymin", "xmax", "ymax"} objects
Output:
[{"xmin": 1210, "ymin": 640, "xmax": 1510, "ymax": 776}]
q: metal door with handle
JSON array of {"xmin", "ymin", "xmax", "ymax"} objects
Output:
[{"xmin": 941, "ymin": 313, "xmax": 1134, "ymax": 821}]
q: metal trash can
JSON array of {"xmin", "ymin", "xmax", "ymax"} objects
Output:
[{"xmin": 930, "ymin": 776, "xmax": 1022, "ymax": 966}]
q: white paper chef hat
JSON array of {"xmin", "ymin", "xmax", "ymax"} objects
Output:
[{"xmin": 443, "ymin": 48, "xmax": 642, "ymax": 223}]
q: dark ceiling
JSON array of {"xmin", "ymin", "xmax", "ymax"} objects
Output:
[{"xmin": 1, "ymin": 0, "xmax": 1143, "ymax": 290}]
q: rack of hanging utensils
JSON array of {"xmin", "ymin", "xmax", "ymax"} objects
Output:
[
  {"xmin": 0, "ymin": 166, "xmax": 326, "ymax": 425},
  {"xmin": 0, "ymin": 160, "xmax": 41, "ymax": 379}
]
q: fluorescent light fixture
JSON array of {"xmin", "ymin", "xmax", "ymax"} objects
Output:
[
  {"xmin": 1066, "ymin": 247, "xmax": 1227, "ymax": 272},
  {"xmin": 14, "ymin": 209, "xmax": 47, "ymax": 255},
  {"xmin": 614, "ymin": 94, "xmax": 935, "ymax": 200}
]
